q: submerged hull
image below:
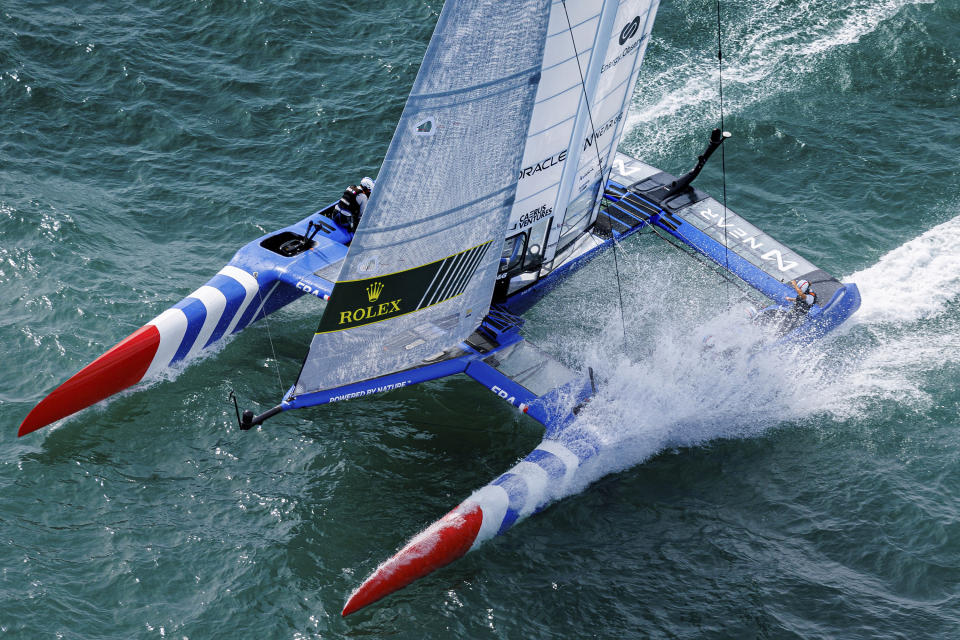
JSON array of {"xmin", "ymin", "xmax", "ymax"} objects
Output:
[{"xmin": 343, "ymin": 424, "xmax": 601, "ymax": 615}]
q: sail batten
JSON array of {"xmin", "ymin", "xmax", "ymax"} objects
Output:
[{"xmin": 410, "ymin": 65, "xmax": 543, "ymax": 102}]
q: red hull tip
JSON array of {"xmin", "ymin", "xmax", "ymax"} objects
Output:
[
  {"xmin": 18, "ymin": 324, "xmax": 161, "ymax": 437},
  {"xmin": 342, "ymin": 501, "xmax": 483, "ymax": 617}
]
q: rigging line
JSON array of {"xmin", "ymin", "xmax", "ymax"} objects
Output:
[
  {"xmin": 610, "ymin": 234, "xmax": 629, "ymax": 352},
  {"xmin": 647, "ymin": 224, "xmax": 743, "ymax": 289},
  {"xmin": 255, "ymin": 285, "xmax": 286, "ymax": 396},
  {"xmin": 630, "ymin": 211, "xmax": 740, "ymax": 290},
  {"xmin": 716, "ymin": 0, "xmax": 731, "ymax": 300},
  {"xmin": 560, "ymin": 1, "xmax": 606, "ymax": 179},
  {"xmin": 561, "ymin": 0, "xmax": 627, "ymax": 349}
]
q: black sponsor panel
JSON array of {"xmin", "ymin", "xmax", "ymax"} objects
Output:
[
  {"xmin": 316, "ymin": 241, "xmax": 491, "ymax": 334},
  {"xmin": 316, "ymin": 267, "xmax": 440, "ymax": 333}
]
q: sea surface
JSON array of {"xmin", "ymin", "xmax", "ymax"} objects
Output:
[{"xmin": 2, "ymin": 0, "xmax": 959, "ymax": 638}]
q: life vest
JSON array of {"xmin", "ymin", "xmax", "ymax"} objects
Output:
[{"xmin": 338, "ymin": 185, "xmax": 363, "ymax": 216}]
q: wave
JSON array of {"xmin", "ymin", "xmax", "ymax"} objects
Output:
[{"xmin": 846, "ymin": 214, "xmax": 960, "ymax": 325}]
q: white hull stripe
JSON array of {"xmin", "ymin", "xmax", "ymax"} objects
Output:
[
  {"xmin": 512, "ymin": 460, "xmax": 550, "ymax": 520},
  {"xmin": 145, "ymin": 308, "xmax": 189, "ymax": 379},
  {"xmin": 219, "ymin": 266, "xmax": 260, "ymax": 337},
  {"xmin": 469, "ymin": 436, "xmax": 593, "ymax": 541},
  {"xmin": 184, "ymin": 285, "xmax": 229, "ymax": 361},
  {"xmin": 140, "ymin": 267, "xmax": 263, "ymax": 378},
  {"xmin": 468, "ymin": 486, "xmax": 510, "ymax": 550}
]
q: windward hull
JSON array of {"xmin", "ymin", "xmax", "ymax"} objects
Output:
[{"xmin": 18, "ymin": 210, "xmax": 346, "ymax": 436}]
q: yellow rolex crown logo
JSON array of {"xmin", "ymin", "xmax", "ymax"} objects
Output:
[{"xmin": 366, "ymin": 281, "xmax": 384, "ymax": 302}]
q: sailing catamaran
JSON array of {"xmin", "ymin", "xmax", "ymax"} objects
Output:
[{"xmin": 18, "ymin": 0, "xmax": 860, "ymax": 615}]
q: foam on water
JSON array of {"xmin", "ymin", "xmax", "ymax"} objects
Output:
[
  {"xmin": 557, "ymin": 316, "xmax": 807, "ymax": 496},
  {"xmin": 846, "ymin": 214, "xmax": 960, "ymax": 325}
]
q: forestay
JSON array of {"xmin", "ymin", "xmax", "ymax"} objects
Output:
[
  {"xmin": 508, "ymin": 0, "xmax": 660, "ymax": 270},
  {"xmin": 293, "ymin": 0, "xmax": 551, "ymax": 398}
]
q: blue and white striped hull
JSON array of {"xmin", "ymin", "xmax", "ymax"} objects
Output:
[
  {"xmin": 19, "ymin": 211, "xmax": 343, "ymax": 436},
  {"xmin": 342, "ymin": 426, "xmax": 602, "ymax": 615}
]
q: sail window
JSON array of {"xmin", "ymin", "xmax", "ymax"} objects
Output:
[
  {"xmin": 557, "ymin": 179, "xmax": 601, "ymax": 254},
  {"xmin": 484, "ymin": 341, "xmax": 576, "ymax": 396},
  {"xmin": 500, "ymin": 232, "xmax": 528, "ymax": 274},
  {"xmin": 522, "ymin": 218, "xmax": 552, "ymax": 272}
]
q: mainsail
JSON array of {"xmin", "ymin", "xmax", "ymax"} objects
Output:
[{"xmin": 293, "ymin": 0, "xmax": 552, "ymax": 399}]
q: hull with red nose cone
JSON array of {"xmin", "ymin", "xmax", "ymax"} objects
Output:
[
  {"xmin": 342, "ymin": 502, "xmax": 484, "ymax": 616},
  {"xmin": 18, "ymin": 324, "xmax": 161, "ymax": 436}
]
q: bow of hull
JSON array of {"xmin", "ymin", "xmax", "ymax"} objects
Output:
[{"xmin": 19, "ymin": 211, "xmax": 347, "ymax": 435}]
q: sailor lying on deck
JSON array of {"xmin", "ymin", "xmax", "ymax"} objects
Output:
[{"xmin": 333, "ymin": 176, "xmax": 374, "ymax": 242}]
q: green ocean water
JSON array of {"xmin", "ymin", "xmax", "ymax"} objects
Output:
[{"xmin": 2, "ymin": 0, "xmax": 959, "ymax": 637}]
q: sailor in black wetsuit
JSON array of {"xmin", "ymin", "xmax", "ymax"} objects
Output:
[
  {"xmin": 749, "ymin": 278, "xmax": 817, "ymax": 335},
  {"xmin": 333, "ymin": 176, "xmax": 374, "ymax": 241}
]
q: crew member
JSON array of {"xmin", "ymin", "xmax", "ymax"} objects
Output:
[
  {"xmin": 787, "ymin": 279, "xmax": 816, "ymax": 314},
  {"xmin": 333, "ymin": 176, "xmax": 375, "ymax": 239}
]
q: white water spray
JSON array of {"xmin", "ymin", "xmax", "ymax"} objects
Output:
[
  {"xmin": 529, "ymin": 213, "xmax": 960, "ymax": 505},
  {"xmin": 847, "ymin": 215, "xmax": 960, "ymax": 326}
]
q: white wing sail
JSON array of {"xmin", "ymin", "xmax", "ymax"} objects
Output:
[{"xmin": 506, "ymin": 0, "xmax": 660, "ymax": 272}]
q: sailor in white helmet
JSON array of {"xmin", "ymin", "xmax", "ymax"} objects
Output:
[
  {"xmin": 333, "ymin": 176, "xmax": 375, "ymax": 242},
  {"xmin": 787, "ymin": 279, "xmax": 816, "ymax": 314}
]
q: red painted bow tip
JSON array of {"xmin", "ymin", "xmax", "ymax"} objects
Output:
[
  {"xmin": 18, "ymin": 324, "xmax": 160, "ymax": 437},
  {"xmin": 342, "ymin": 501, "xmax": 483, "ymax": 616}
]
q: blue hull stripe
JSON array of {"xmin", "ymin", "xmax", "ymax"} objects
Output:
[
  {"xmin": 492, "ymin": 473, "xmax": 528, "ymax": 536},
  {"xmin": 204, "ymin": 274, "xmax": 248, "ymax": 348},
  {"xmin": 232, "ymin": 280, "xmax": 269, "ymax": 334},
  {"xmin": 171, "ymin": 298, "xmax": 207, "ymax": 363},
  {"xmin": 526, "ymin": 448, "xmax": 567, "ymax": 483},
  {"xmin": 558, "ymin": 428, "xmax": 601, "ymax": 464}
]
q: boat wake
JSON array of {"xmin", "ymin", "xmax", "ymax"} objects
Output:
[
  {"xmin": 846, "ymin": 214, "xmax": 960, "ymax": 326},
  {"xmin": 551, "ymin": 211, "xmax": 960, "ymax": 504}
]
